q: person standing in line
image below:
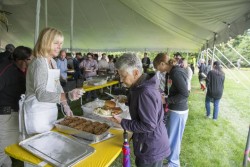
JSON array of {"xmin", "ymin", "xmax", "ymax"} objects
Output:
[
  {"xmin": 73, "ymin": 53, "xmax": 82, "ymax": 81},
  {"xmin": 0, "ymin": 44, "xmax": 15, "ymax": 64},
  {"xmin": 190, "ymin": 63, "xmax": 195, "ymax": 74},
  {"xmin": 183, "ymin": 60, "xmax": 193, "ymax": 92},
  {"xmin": 98, "ymin": 53, "xmax": 109, "ymax": 75},
  {"xmin": 108, "ymin": 57, "xmax": 115, "ymax": 74},
  {"xmin": 153, "ymin": 52, "xmax": 170, "ymax": 124},
  {"xmin": 113, "ymin": 53, "xmax": 170, "ymax": 167},
  {"xmin": 79, "ymin": 53, "xmax": 98, "ymax": 101},
  {"xmin": 56, "ymin": 50, "xmax": 68, "ymax": 88},
  {"xmin": 0, "ymin": 46, "xmax": 32, "ymax": 167},
  {"xmin": 23, "ymin": 27, "xmax": 84, "ymax": 136},
  {"xmin": 80, "ymin": 53, "xmax": 98, "ymax": 78},
  {"xmin": 66, "ymin": 53, "xmax": 74, "ymax": 70},
  {"xmin": 198, "ymin": 59, "xmax": 207, "ymax": 91},
  {"xmin": 205, "ymin": 59, "xmax": 212, "ymax": 75},
  {"xmin": 205, "ymin": 61, "xmax": 225, "ymax": 120},
  {"xmin": 142, "ymin": 52, "xmax": 151, "ymax": 73},
  {"xmin": 174, "ymin": 52, "xmax": 184, "ymax": 68},
  {"xmin": 156, "ymin": 54, "xmax": 189, "ymax": 167}
]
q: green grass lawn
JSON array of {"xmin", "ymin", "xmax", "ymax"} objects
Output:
[{"xmin": 12, "ymin": 69, "xmax": 250, "ymax": 167}]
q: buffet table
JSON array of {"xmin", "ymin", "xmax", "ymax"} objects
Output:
[
  {"xmin": 5, "ymin": 128, "xmax": 124, "ymax": 167},
  {"xmin": 83, "ymin": 80, "xmax": 119, "ymax": 93}
]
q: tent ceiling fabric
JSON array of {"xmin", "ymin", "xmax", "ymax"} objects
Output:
[{"xmin": 0, "ymin": 0, "xmax": 250, "ymax": 52}]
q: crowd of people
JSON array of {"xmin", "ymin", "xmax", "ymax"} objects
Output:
[{"xmin": 0, "ymin": 27, "xmax": 225, "ymax": 167}]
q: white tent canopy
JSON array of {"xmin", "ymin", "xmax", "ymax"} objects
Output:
[{"xmin": 0, "ymin": 0, "xmax": 250, "ymax": 52}]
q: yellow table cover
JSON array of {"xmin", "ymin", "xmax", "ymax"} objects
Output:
[
  {"xmin": 83, "ymin": 81, "xmax": 119, "ymax": 92},
  {"xmin": 5, "ymin": 129, "xmax": 124, "ymax": 167}
]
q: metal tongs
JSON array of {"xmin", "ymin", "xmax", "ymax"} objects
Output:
[{"xmin": 105, "ymin": 92, "xmax": 117, "ymax": 99}]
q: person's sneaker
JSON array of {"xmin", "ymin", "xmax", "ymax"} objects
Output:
[
  {"xmin": 206, "ymin": 115, "xmax": 211, "ymax": 119},
  {"xmin": 213, "ymin": 119, "xmax": 217, "ymax": 121}
]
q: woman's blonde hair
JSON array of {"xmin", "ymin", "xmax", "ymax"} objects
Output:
[{"xmin": 33, "ymin": 27, "xmax": 63, "ymax": 57}]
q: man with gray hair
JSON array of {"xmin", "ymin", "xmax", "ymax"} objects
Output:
[{"xmin": 113, "ymin": 53, "xmax": 170, "ymax": 167}]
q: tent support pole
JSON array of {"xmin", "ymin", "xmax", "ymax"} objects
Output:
[
  {"xmin": 207, "ymin": 49, "xmax": 249, "ymax": 90},
  {"xmin": 227, "ymin": 43, "xmax": 250, "ymax": 65},
  {"xmin": 213, "ymin": 47, "xmax": 250, "ymax": 82},
  {"xmin": 211, "ymin": 32, "xmax": 217, "ymax": 69},
  {"xmin": 206, "ymin": 41, "xmax": 208, "ymax": 65},
  {"xmin": 211, "ymin": 45, "xmax": 215, "ymax": 70},
  {"xmin": 207, "ymin": 49, "xmax": 239, "ymax": 83},
  {"xmin": 34, "ymin": 0, "xmax": 41, "ymax": 44},
  {"xmin": 70, "ymin": 0, "xmax": 74, "ymax": 54},
  {"xmin": 45, "ymin": 0, "xmax": 47, "ymax": 27}
]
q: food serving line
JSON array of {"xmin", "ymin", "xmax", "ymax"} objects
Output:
[{"xmin": 4, "ymin": 79, "xmax": 129, "ymax": 167}]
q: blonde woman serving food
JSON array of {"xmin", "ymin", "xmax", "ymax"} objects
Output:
[{"xmin": 23, "ymin": 27, "xmax": 84, "ymax": 135}]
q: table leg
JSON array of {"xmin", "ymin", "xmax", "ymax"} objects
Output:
[{"xmin": 110, "ymin": 86, "xmax": 112, "ymax": 94}]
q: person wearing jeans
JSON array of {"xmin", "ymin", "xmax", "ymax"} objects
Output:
[
  {"xmin": 205, "ymin": 61, "xmax": 225, "ymax": 120},
  {"xmin": 205, "ymin": 96, "xmax": 220, "ymax": 120},
  {"xmin": 153, "ymin": 53, "xmax": 189, "ymax": 167},
  {"xmin": 166, "ymin": 110, "xmax": 188, "ymax": 167}
]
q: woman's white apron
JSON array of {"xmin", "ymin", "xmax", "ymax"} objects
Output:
[{"xmin": 23, "ymin": 58, "xmax": 60, "ymax": 135}]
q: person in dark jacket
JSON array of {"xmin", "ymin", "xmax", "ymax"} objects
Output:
[
  {"xmin": 113, "ymin": 53, "xmax": 170, "ymax": 167},
  {"xmin": 0, "ymin": 44, "xmax": 15, "ymax": 64},
  {"xmin": 142, "ymin": 52, "xmax": 151, "ymax": 73},
  {"xmin": 198, "ymin": 58, "xmax": 207, "ymax": 91},
  {"xmin": 205, "ymin": 61, "xmax": 225, "ymax": 120},
  {"xmin": 0, "ymin": 46, "xmax": 32, "ymax": 167},
  {"xmin": 159, "ymin": 55, "xmax": 189, "ymax": 167}
]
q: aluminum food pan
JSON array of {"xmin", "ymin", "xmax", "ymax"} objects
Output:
[
  {"xmin": 19, "ymin": 131, "xmax": 95, "ymax": 167},
  {"xmin": 54, "ymin": 116, "xmax": 112, "ymax": 142}
]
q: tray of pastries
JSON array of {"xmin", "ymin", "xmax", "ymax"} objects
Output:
[{"xmin": 54, "ymin": 116, "xmax": 111, "ymax": 142}]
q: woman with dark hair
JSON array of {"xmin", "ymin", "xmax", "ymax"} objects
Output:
[
  {"xmin": 205, "ymin": 61, "xmax": 225, "ymax": 120},
  {"xmin": 154, "ymin": 53, "xmax": 189, "ymax": 167}
]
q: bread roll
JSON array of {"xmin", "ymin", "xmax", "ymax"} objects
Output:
[
  {"xmin": 111, "ymin": 107, "xmax": 122, "ymax": 115},
  {"xmin": 105, "ymin": 100, "xmax": 116, "ymax": 108}
]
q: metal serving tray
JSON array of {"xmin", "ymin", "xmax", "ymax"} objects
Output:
[
  {"xmin": 19, "ymin": 131, "xmax": 95, "ymax": 167},
  {"xmin": 54, "ymin": 116, "xmax": 112, "ymax": 142}
]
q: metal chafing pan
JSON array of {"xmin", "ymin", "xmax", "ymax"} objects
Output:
[
  {"xmin": 54, "ymin": 116, "xmax": 112, "ymax": 142},
  {"xmin": 19, "ymin": 131, "xmax": 95, "ymax": 167}
]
